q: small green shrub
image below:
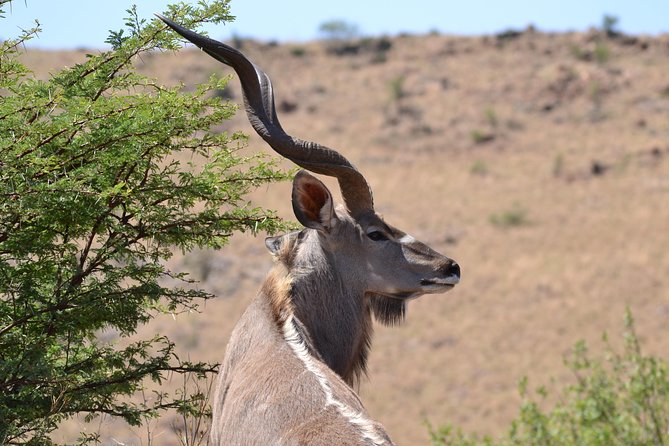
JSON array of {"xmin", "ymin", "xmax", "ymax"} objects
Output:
[
  {"xmin": 594, "ymin": 41, "xmax": 610, "ymax": 64},
  {"xmin": 470, "ymin": 129, "xmax": 495, "ymax": 144},
  {"xmin": 569, "ymin": 44, "xmax": 589, "ymax": 61},
  {"xmin": 290, "ymin": 46, "xmax": 306, "ymax": 57},
  {"xmin": 428, "ymin": 309, "xmax": 669, "ymax": 446},
  {"xmin": 570, "ymin": 41, "xmax": 610, "ymax": 64},
  {"xmin": 370, "ymin": 52, "xmax": 388, "ymax": 64},
  {"xmin": 427, "ymin": 421, "xmax": 492, "ymax": 446},
  {"xmin": 484, "ymin": 107, "xmax": 499, "ymax": 128},
  {"xmin": 602, "ymin": 14, "xmax": 620, "ymax": 37},
  {"xmin": 230, "ymin": 31, "xmax": 244, "ymax": 49},
  {"xmin": 490, "ymin": 206, "xmax": 529, "ymax": 227},
  {"xmin": 552, "ymin": 153, "xmax": 565, "ymax": 177},
  {"xmin": 389, "ymin": 75, "xmax": 407, "ymax": 102},
  {"xmin": 470, "ymin": 160, "xmax": 489, "ymax": 176},
  {"xmin": 318, "ymin": 19, "xmax": 359, "ymax": 41}
]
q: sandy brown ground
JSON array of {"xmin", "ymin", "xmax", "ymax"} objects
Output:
[{"xmin": 23, "ymin": 28, "xmax": 669, "ymax": 445}]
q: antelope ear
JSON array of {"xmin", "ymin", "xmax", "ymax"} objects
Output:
[
  {"xmin": 265, "ymin": 236, "xmax": 283, "ymax": 254},
  {"xmin": 265, "ymin": 231, "xmax": 299, "ymax": 255},
  {"xmin": 291, "ymin": 170, "xmax": 336, "ymax": 232}
]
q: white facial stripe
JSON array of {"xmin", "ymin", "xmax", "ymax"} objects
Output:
[
  {"xmin": 282, "ymin": 315, "xmax": 388, "ymax": 445},
  {"xmin": 398, "ymin": 234, "xmax": 416, "ymax": 244}
]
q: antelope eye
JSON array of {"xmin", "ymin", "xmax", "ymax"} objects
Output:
[{"xmin": 367, "ymin": 231, "xmax": 388, "ymax": 241}]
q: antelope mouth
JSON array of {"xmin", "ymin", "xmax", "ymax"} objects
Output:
[
  {"xmin": 371, "ymin": 280, "xmax": 456, "ymax": 300},
  {"xmin": 420, "ymin": 277, "xmax": 459, "ymax": 292}
]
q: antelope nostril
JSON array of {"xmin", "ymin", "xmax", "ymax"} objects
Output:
[{"xmin": 445, "ymin": 261, "xmax": 460, "ymax": 278}]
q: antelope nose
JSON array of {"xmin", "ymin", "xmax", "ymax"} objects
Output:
[{"xmin": 444, "ymin": 261, "xmax": 461, "ymax": 279}]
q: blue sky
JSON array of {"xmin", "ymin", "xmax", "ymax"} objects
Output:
[{"xmin": 2, "ymin": 0, "xmax": 668, "ymax": 49}]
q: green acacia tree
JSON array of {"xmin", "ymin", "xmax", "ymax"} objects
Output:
[{"xmin": 0, "ymin": 1, "xmax": 292, "ymax": 443}]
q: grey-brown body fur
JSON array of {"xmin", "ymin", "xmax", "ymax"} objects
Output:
[
  {"xmin": 211, "ymin": 277, "xmax": 390, "ymax": 445},
  {"xmin": 211, "ymin": 221, "xmax": 394, "ymax": 445}
]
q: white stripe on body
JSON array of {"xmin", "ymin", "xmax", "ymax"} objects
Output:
[{"xmin": 282, "ymin": 314, "xmax": 388, "ymax": 446}]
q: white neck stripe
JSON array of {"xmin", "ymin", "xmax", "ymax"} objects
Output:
[{"xmin": 282, "ymin": 314, "xmax": 387, "ymax": 445}]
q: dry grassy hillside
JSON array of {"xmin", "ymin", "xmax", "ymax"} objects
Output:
[{"xmin": 23, "ymin": 28, "xmax": 669, "ymax": 445}]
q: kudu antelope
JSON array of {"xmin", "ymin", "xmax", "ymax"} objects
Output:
[{"xmin": 159, "ymin": 16, "xmax": 461, "ymax": 446}]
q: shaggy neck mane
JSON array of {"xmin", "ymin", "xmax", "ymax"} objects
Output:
[{"xmin": 262, "ymin": 233, "xmax": 371, "ymax": 387}]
